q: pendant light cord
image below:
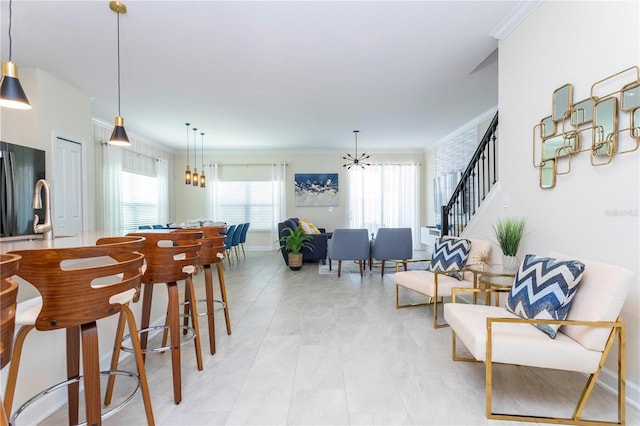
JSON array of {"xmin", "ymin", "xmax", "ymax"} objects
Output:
[
  {"xmin": 186, "ymin": 123, "xmax": 190, "ymax": 166},
  {"xmin": 193, "ymin": 128, "xmax": 198, "ymax": 167},
  {"xmin": 354, "ymin": 131, "xmax": 358, "ymax": 158},
  {"xmin": 8, "ymin": 0, "xmax": 13, "ymax": 61},
  {"xmin": 116, "ymin": 9, "xmax": 121, "ymax": 116}
]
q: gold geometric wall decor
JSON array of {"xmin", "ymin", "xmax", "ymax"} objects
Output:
[{"xmin": 532, "ymin": 66, "xmax": 640, "ymax": 188}]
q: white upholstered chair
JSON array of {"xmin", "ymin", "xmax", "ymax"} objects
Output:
[
  {"xmin": 443, "ymin": 252, "xmax": 634, "ymax": 425},
  {"xmin": 395, "ymin": 237, "xmax": 492, "ymax": 328}
]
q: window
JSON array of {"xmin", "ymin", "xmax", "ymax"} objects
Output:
[
  {"xmin": 121, "ymin": 171, "xmax": 160, "ymax": 231},
  {"xmin": 215, "ymin": 181, "xmax": 272, "ymax": 230},
  {"xmin": 347, "ymin": 163, "xmax": 420, "ymax": 247}
]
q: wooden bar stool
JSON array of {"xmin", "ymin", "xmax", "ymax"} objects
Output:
[
  {"xmin": 172, "ymin": 227, "xmax": 231, "ymax": 355},
  {"xmin": 112, "ymin": 230, "xmax": 203, "ymax": 405},
  {"xmin": 4, "ymin": 237, "xmax": 154, "ymax": 426},
  {"xmin": 1, "ymin": 254, "xmax": 20, "ymax": 426}
]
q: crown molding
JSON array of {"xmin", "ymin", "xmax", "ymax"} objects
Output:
[{"xmin": 489, "ymin": 0, "xmax": 543, "ymax": 40}]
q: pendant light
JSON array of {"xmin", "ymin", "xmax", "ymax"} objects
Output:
[
  {"xmin": 192, "ymin": 127, "xmax": 199, "ymax": 186},
  {"xmin": 200, "ymin": 132, "xmax": 206, "ymax": 188},
  {"xmin": 0, "ymin": 0, "xmax": 32, "ymax": 110},
  {"xmin": 184, "ymin": 122, "xmax": 192, "ymax": 184},
  {"xmin": 342, "ymin": 130, "xmax": 370, "ymax": 169},
  {"xmin": 108, "ymin": 1, "xmax": 130, "ymax": 146}
]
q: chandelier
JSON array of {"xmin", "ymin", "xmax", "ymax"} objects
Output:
[{"xmin": 342, "ymin": 130, "xmax": 370, "ymax": 169}]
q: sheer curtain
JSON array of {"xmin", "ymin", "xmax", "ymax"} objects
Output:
[
  {"xmin": 271, "ymin": 163, "xmax": 286, "ymax": 249},
  {"xmin": 348, "ymin": 163, "xmax": 420, "ymax": 248},
  {"xmin": 156, "ymin": 158, "xmax": 169, "ymax": 226},
  {"xmin": 101, "ymin": 144, "xmax": 123, "ymax": 233},
  {"xmin": 205, "ymin": 164, "xmax": 220, "ymax": 221}
]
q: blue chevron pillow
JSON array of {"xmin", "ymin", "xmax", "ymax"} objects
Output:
[
  {"xmin": 506, "ymin": 254, "xmax": 586, "ymax": 338},
  {"xmin": 427, "ymin": 237, "xmax": 471, "ymax": 280}
]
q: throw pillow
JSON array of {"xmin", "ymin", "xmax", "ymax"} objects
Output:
[
  {"xmin": 427, "ymin": 237, "xmax": 471, "ymax": 280},
  {"xmin": 506, "ymin": 254, "xmax": 586, "ymax": 338},
  {"xmin": 298, "ymin": 218, "xmax": 321, "ymax": 234}
]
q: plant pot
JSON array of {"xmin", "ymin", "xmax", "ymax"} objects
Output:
[
  {"xmin": 288, "ymin": 253, "xmax": 303, "ymax": 270},
  {"xmin": 502, "ymin": 255, "xmax": 519, "ymax": 272}
]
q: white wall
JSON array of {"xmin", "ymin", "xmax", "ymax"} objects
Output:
[
  {"xmin": 1, "ymin": 67, "xmax": 95, "ymax": 231},
  {"xmin": 467, "ymin": 1, "xmax": 640, "ymax": 405}
]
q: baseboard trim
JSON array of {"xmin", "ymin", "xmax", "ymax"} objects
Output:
[{"xmin": 598, "ymin": 365, "xmax": 640, "ymax": 410}]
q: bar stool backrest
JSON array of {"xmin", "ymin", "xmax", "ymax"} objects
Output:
[
  {"xmin": 173, "ymin": 228, "xmax": 224, "ymax": 265},
  {"xmin": 9, "ymin": 237, "xmax": 145, "ymax": 331},
  {"xmin": 202, "ymin": 225, "xmax": 227, "ymax": 236},
  {"xmin": 1, "ymin": 253, "xmax": 20, "ymax": 369},
  {"xmin": 128, "ymin": 231, "xmax": 202, "ymax": 285}
]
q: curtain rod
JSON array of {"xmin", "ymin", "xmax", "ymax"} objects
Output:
[
  {"xmin": 204, "ymin": 163, "xmax": 287, "ymax": 167},
  {"xmin": 129, "ymin": 150, "xmax": 161, "ymax": 162}
]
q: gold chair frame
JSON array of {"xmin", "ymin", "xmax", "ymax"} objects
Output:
[
  {"xmin": 396, "ymin": 268, "xmax": 479, "ymax": 329},
  {"xmin": 450, "ymin": 288, "xmax": 626, "ymax": 425}
]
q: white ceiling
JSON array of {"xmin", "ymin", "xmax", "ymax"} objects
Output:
[{"xmin": 1, "ymin": 1, "xmax": 535, "ymax": 153}]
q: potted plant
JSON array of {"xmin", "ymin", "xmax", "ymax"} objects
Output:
[
  {"xmin": 492, "ymin": 217, "xmax": 526, "ymax": 271},
  {"xmin": 278, "ymin": 226, "xmax": 314, "ymax": 270}
]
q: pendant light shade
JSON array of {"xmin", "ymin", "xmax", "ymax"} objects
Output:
[
  {"xmin": 184, "ymin": 122, "xmax": 192, "ymax": 184},
  {"xmin": 109, "ymin": 115, "xmax": 130, "ymax": 146},
  {"xmin": 108, "ymin": 1, "xmax": 130, "ymax": 146},
  {"xmin": 342, "ymin": 130, "xmax": 370, "ymax": 169},
  {"xmin": 192, "ymin": 127, "xmax": 199, "ymax": 186},
  {"xmin": 0, "ymin": 0, "xmax": 32, "ymax": 110},
  {"xmin": 200, "ymin": 132, "xmax": 206, "ymax": 188}
]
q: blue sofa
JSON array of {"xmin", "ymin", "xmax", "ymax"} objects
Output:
[{"xmin": 278, "ymin": 218, "xmax": 328, "ymax": 265}]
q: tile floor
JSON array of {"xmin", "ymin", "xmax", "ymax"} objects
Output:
[{"xmin": 43, "ymin": 250, "xmax": 638, "ymax": 425}]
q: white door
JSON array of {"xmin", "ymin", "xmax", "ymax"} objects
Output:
[{"xmin": 53, "ymin": 137, "xmax": 83, "ymax": 236}]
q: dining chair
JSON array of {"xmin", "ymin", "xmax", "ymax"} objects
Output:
[
  {"xmin": 238, "ymin": 223, "xmax": 250, "ymax": 258},
  {"xmin": 224, "ymin": 225, "xmax": 237, "ymax": 266}
]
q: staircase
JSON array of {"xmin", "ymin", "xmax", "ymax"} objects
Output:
[{"xmin": 441, "ymin": 112, "xmax": 499, "ymax": 237}]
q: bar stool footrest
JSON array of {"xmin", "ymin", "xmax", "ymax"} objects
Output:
[
  {"xmin": 121, "ymin": 325, "xmax": 196, "ymax": 354},
  {"xmin": 10, "ymin": 370, "xmax": 141, "ymax": 426},
  {"xmin": 182, "ymin": 299, "xmax": 227, "ymax": 315}
]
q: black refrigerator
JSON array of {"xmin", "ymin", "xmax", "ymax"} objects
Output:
[{"xmin": 0, "ymin": 141, "xmax": 46, "ymax": 238}]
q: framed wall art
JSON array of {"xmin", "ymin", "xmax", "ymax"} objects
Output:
[{"xmin": 294, "ymin": 173, "xmax": 338, "ymax": 207}]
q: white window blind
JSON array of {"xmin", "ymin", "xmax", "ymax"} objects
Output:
[
  {"xmin": 215, "ymin": 181, "xmax": 272, "ymax": 230},
  {"xmin": 121, "ymin": 171, "xmax": 160, "ymax": 231}
]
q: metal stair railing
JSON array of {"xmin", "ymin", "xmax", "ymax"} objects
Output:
[{"xmin": 441, "ymin": 112, "xmax": 499, "ymax": 237}]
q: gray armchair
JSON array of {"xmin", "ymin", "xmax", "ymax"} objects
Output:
[
  {"xmin": 327, "ymin": 229, "xmax": 370, "ymax": 277},
  {"xmin": 370, "ymin": 228, "xmax": 413, "ymax": 276}
]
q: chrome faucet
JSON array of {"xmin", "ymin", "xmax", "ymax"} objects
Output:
[{"xmin": 33, "ymin": 179, "xmax": 54, "ymax": 240}]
